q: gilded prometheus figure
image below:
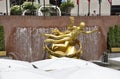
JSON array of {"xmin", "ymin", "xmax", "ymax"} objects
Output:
[{"xmin": 43, "ymin": 17, "xmax": 97, "ymax": 59}]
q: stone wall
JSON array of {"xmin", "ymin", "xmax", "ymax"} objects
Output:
[{"xmin": 0, "ymin": 16, "xmax": 120, "ymax": 61}]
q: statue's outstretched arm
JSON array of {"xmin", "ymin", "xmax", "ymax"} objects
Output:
[
  {"xmin": 44, "ymin": 34, "xmax": 58, "ymax": 38},
  {"xmin": 52, "ymin": 28, "xmax": 64, "ymax": 35},
  {"xmin": 81, "ymin": 30, "xmax": 97, "ymax": 34},
  {"xmin": 44, "ymin": 36, "xmax": 71, "ymax": 43},
  {"xmin": 44, "ymin": 33, "xmax": 71, "ymax": 39}
]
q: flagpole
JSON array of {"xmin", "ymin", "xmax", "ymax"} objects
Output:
[
  {"xmin": 6, "ymin": 0, "xmax": 8, "ymax": 15},
  {"xmin": 110, "ymin": 4, "xmax": 111, "ymax": 15},
  {"xmin": 99, "ymin": 3, "xmax": 101, "ymax": 16},
  {"xmin": 77, "ymin": 0, "xmax": 79, "ymax": 16},
  {"xmin": 55, "ymin": 0, "xmax": 58, "ymax": 16},
  {"xmin": 88, "ymin": 1, "xmax": 90, "ymax": 16},
  {"xmin": 32, "ymin": 0, "xmax": 34, "ymax": 15},
  {"xmin": 99, "ymin": 0, "xmax": 101, "ymax": 16},
  {"xmin": 38, "ymin": 0, "xmax": 40, "ymax": 4},
  {"xmin": 43, "ymin": 0, "xmax": 45, "ymax": 16},
  {"xmin": 78, "ymin": 4, "xmax": 79, "ymax": 16},
  {"xmin": 108, "ymin": 0, "xmax": 112, "ymax": 15}
]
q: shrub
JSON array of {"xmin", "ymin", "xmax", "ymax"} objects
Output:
[
  {"xmin": 107, "ymin": 25, "xmax": 120, "ymax": 48},
  {"xmin": 22, "ymin": 2, "xmax": 40, "ymax": 11},
  {"xmin": 60, "ymin": 0, "xmax": 74, "ymax": 14},
  {"xmin": 0, "ymin": 25, "xmax": 5, "ymax": 51},
  {"xmin": 10, "ymin": 5, "xmax": 22, "ymax": 15}
]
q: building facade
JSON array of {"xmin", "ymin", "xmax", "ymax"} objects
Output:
[
  {"xmin": 0, "ymin": 0, "xmax": 5, "ymax": 15},
  {"xmin": 34, "ymin": 0, "xmax": 112, "ymax": 16},
  {"xmin": 0, "ymin": 0, "xmax": 120, "ymax": 16},
  {"xmin": 71, "ymin": 0, "xmax": 111, "ymax": 16}
]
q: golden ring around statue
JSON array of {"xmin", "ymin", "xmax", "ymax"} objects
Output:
[{"xmin": 44, "ymin": 41, "xmax": 82, "ymax": 58}]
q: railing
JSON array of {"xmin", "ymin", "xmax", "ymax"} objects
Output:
[{"xmin": 37, "ymin": 5, "xmax": 61, "ymax": 16}]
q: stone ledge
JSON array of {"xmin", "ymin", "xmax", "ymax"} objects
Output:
[{"xmin": 0, "ymin": 51, "xmax": 6, "ymax": 56}]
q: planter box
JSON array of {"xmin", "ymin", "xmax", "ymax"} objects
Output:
[
  {"xmin": 111, "ymin": 48, "xmax": 120, "ymax": 52},
  {"xmin": 0, "ymin": 51, "xmax": 6, "ymax": 56}
]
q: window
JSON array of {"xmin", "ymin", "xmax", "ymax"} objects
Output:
[{"xmin": 111, "ymin": 5, "xmax": 120, "ymax": 15}]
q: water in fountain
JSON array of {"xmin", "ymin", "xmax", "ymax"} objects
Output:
[
  {"xmin": 11, "ymin": 27, "xmax": 66, "ymax": 61},
  {"xmin": 79, "ymin": 26, "xmax": 102, "ymax": 60}
]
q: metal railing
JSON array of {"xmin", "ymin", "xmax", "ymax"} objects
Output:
[{"xmin": 37, "ymin": 5, "xmax": 61, "ymax": 16}]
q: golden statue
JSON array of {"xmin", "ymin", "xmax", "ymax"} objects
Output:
[{"xmin": 43, "ymin": 17, "xmax": 97, "ymax": 59}]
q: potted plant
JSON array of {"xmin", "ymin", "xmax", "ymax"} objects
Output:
[
  {"xmin": 10, "ymin": 5, "xmax": 22, "ymax": 15},
  {"xmin": 22, "ymin": 1, "xmax": 40, "ymax": 15},
  {"xmin": 107, "ymin": 25, "xmax": 120, "ymax": 52},
  {"xmin": 0, "ymin": 25, "xmax": 6, "ymax": 56},
  {"xmin": 60, "ymin": 0, "xmax": 74, "ymax": 16},
  {"xmin": 40, "ymin": 4, "xmax": 60, "ymax": 16}
]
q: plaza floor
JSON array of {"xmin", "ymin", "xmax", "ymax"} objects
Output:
[{"xmin": 0, "ymin": 54, "xmax": 120, "ymax": 70}]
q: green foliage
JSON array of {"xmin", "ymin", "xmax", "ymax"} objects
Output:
[
  {"xmin": 107, "ymin": 25, "xmax": 120, "ymax": 48},
  {"xmin": 10, "ymin": 5, "xmax": 22, "ymax": 15},
  {"xmin": 22, "ymin": 2, "xmax": 40, "ymax": 11},
  {"xmin": 0, "ymin": 25, "xmax": 5, "ymax": 51},
  {"xmin": 41, "ymin": 5, "xmax": 57, "ymax": 16},
  {"xmin": 60, "ymin": 0, "xmax": 74, "ymax": 13},
  {"xmin": 10, "ymin": 2, "xmax": 40, "ymax": 15}
]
